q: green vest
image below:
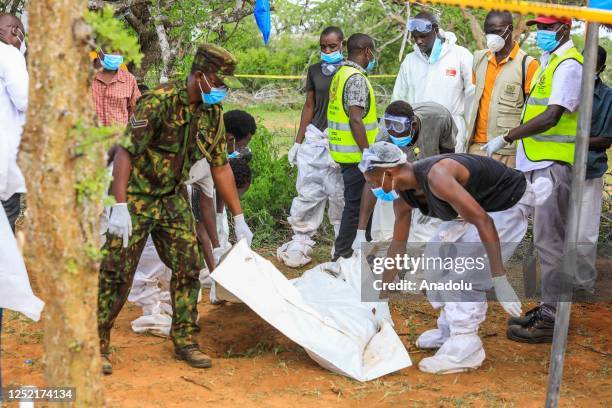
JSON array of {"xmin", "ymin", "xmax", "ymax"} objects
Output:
[
  {"xmin": 327, "ymin": 65, "xmax": 378, "ymax": 164},
  {"xmin": 521, "ymin": 46, "xmax": 583, "ymax": 165}
]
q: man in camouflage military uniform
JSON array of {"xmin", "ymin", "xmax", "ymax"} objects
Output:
[{"xmin": 99, "ymin": 44, "xmax": 248, "ymax": 374}]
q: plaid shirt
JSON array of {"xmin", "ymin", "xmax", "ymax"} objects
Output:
[{"xmin": 92, "ymin": 69, "xmax": 141, "ymax": 126}]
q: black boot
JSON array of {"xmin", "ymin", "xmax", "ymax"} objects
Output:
[
  {"xmin": 507, "ymin": 309, "xmax": 555, "ymax": 344},
  {"xmin": 506, "ymin": 305, "xmax": 542, "ymax": 326},
  {"xmin": 175, "ymin": 344, "xmax": 213, "ymax": 368},
  {"xmin": 101, "ymin": 354, "xmax": 113, "ymax": 375}
]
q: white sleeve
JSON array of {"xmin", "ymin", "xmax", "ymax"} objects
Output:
[
  {"xmin": 391, "ymin": 58, "xmax": 410, "ymax": 102},
  {"xmin": 548, "ymin": 59, "xmax": 582, "ymax": 113},
  {"xmin": 4, "ymin": 51, "xmax": 28, "ymax": 112},
  {"xmin": 460, "ymin": 48, "xmax": 475, "ymax": 119}
]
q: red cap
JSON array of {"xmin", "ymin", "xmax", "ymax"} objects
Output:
[{"xmin": 526, "ymin": 16, "xmax": 572, "ymax": 26}]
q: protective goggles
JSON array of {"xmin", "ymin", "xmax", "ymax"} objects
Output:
[
  {"xmin": 383, "ymin": 114, "xmax": 412, "ymax": 134},
  {"xmin": 407, "ymin": 18, "xmax": 434, "ymax": 33}
]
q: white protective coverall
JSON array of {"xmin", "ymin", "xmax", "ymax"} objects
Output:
[
  {"xmin": 391, "ymin": 30, "xmax": 474, "ymax": 153},
  {"xmin": 0, "ymin": 43, "xmax": 43, "ymax": 322},
  {"xmin": 0, "ymin": 206, "xmax": 43, "ymax": 321},
  {"xmin": 127, "ymin": 236, "xmax": 173, "ymax": 337},
  {"xmin": 277, "ymin": 125, "xmax": 344, "ymax": 267},
  {"xmin": 371, "ymin": 201, "xmax": 441, "ymax": 243},
  {"xmin": 416, "ymin": 178, "xmax": 551, "ymax": 374}
]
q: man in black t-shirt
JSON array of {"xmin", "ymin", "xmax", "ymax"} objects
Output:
[
  {"xmin": 277, "ymin": 26, "xmax": 346, "ymax": 268},
  {"xmin": 359, "ymin": 142, "xmax": 550, "ymax": 375}
]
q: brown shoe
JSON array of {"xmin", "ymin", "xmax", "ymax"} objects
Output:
[
  {"xmin": 507, "ymin": 312, "xmax": 555, "ymax": 344},
  {"xmin": 174, "ymin": 344, "xmax": 212, "ymax": 368},
  {"xmin": 101, "ymin": 354, "xmax": 113, "ymax": 375}
]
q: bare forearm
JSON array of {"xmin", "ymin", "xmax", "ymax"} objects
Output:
[
  {"xmin": 296, "ymin": 103, "xmax": 315, "ymax": 144},
  {"xmin": 506, "ymin": 106, "xmax": 564, "ymax": 142},
  {"xmin": 589, "ymin": 137, "xmax": 612, "ymax": 150},
  {"xmin": 111, "ymin": 147, "xmax": 132, "ymax": 203},
  {"xmin": 475, "ymin": 216, "xmax": 505, "ymax": 277},
  {"xmin": 199, "ymin": 194, "xmax": 220, "ymax": 248},
  {"xmin": 349, "ymin": 118, "xmax": 368, "ymax": 150},
  {"xmin": 358, "ymin": 189, "xmax": 377, "ymax": 229},
  {"xmin": 211, "ymin": 164, "xmax": 242, "ymax": 216},
  {"xmin": 383, "ymin": 206, "xmax": 412, "ymax": 287}
]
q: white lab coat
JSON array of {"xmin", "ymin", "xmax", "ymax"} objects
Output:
[
  {"xmin": 0, "ymin": 42, "xmax": 28, "ymax": 199},
  {"xmin": 0, "ymin": 42, "xmax": 42, "ymax": 321},
  {"xmin": 391, "ymin": 30, "xmax": 474, "ymax": 153}
]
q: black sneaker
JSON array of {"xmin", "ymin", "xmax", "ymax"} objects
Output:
[
  {"xmin": 101, "ymin": 354, "xmax": 113, "ymax": 375},
  {"xmin": 507, "ymin": 305, "xmax": 542, "ymax": 326},
  {"xmin": 174, "ymin": 344, "xmax": 213, "ymax": 368},
  {"xmin": 506, "ymin": 311, "xmax": 555, "ymax": 344}
]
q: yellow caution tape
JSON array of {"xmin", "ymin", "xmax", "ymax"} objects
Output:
[
  {"xmin": 418, "ymin": 0, "xmax": 612, "ymax": 24},
  {"xmin": 235, "ymin": 74, "xmax": 397, "ymax": 79}
]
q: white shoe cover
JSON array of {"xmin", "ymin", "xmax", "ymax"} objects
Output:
[
  {"xmin": 418, "ymin": 333, "xmax": 485, "ymax": 374},
  {"xmin": 416, "ymin": 327, "xmax": 450, "ymax": 349},
  {"xmin": 277, "ymin": 239, "xmax": 315, "ymax": 268},
  {"xmin": 131, "ymin": 313, "xmax": 171, "ymax": 337}
]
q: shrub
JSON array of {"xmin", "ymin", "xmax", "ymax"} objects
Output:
[{"xmin": 241, "ymin": 125, "xmax": 297, "ymax": 248}]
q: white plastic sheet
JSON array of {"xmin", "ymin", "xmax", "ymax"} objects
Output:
[
  {"xmin": 0, "ymin": 206, "xmax": 43, "ymax": 321},
  {"xmin": 211, "ymin": 240, "xmax": 411, "ymax": 381}
]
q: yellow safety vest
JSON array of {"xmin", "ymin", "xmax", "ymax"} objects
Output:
[
  {"xmin": 521, "ymin": 46, "xmax": 583, "ymax": 165},
  {"xmin": 327, "ymin": 65, "xmax": 378, "ymax": 164}
]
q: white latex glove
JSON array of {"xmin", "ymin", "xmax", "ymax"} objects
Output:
[
  {"xmin": 287, "ymin": 142, "xmax": 300, "ymax": 167},
  {"xmin": 351, "ymin": 229, "xmax": 367, "ymax": 252},
  {"xmin": 107, "ymin": 203, "xmax": 132, "ymax": 248},
  {"xmin": 492, "ymin": 275, "xmax": 522, "ymax": 317},
  {"xmin": 233, "ymin": 213, "xmax": 253, "ymax": 246},
  {"xmin": 480, "ymin": 135, "xmax": 507, "ymax": 157}
]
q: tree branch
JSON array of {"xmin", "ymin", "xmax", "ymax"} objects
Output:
[
  {"xmin": 462, "ymin": 8, "xmax": 484, "ymax": 50},
  {"xmin": 88, "ymin": 0, "xmax": 152, "ymax": 12},
  {"xmin": 149, "ymin": 3, "xmax": 173, "ymax": 83}
]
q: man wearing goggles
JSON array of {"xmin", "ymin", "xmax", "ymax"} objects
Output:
[
  {"xmin": 392, "ymin": 11, "xmax": 474, "ymax": 154},
  {"xmin": 351, "ymin": 100, "xmax": 456, "ymax": 250}
]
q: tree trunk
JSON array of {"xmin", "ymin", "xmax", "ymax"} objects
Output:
[{"xmin": 20, "ymin": 1, "xmax": 104, "ymax": 406}]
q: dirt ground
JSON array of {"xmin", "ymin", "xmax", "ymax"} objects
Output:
[{"xmin": 2, "ymin": 253, "xmax": 611, "ymax": 408}]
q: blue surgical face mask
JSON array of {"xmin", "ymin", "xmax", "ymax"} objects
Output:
[
  {"xmin": 536, "ymin": 28, "xmax": 561, "ymax": 53},
  {"xmin": 365, "ymin": 48, "xmax": 377, "ymax": 73},
  {"xmin": 371, "ymin": 173, "xmax": 399, "ymax": 202},
  {"xmin": 100, "ymin": 51, "xmax": 123, "ymax": 71},
  {"xmin": 428, "ymin": 37, "xmax": 443, "ymax": 64},
  {"xmin": 390, "ymin": 134, "xmax": 413, "ymax": 147},
  {"xmin": 199, "ymin": 74, "xmax": 227, "ymax": 105},
  {"xmin": 366, "ymin": 58, "xmax": 377, "ymax": 73},
  {"xmin": 321, "ymin": 50, "xmax": 343, "ymax": 64}
]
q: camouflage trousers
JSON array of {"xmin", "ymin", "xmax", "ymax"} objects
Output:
[{"xmin": 98, "ymin": 190, "xmax": 204, "ymax": 353}]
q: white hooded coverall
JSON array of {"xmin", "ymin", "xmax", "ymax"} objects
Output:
[
  {"xmin": 391, "ymin": 30, "xmax": 474, "ymax": 153},
  {"xmin": 277, "ymin": 125, "xmax": 344, "ymax": 267}
]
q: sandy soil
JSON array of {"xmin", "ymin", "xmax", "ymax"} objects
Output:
[{"xmin": 2, "ymin": 255, "xmax": 611, "ymax": 407}]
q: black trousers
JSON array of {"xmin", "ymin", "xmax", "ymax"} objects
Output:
[
  {"xmin": 1, "ymin": 193, "xmax": 22, "ymax": 234},
  {"xmin": 332, "ymin": 164, "xmax": 371, "ymax": 261}
]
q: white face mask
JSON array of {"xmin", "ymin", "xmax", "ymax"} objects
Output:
[{"xmin": 485, "ymin": 26, "xmax": 510, "ymax": 54}]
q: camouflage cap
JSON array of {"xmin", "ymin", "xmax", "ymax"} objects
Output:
[{"xmin": 193, "ymin": 43, "xmax": 243, "ymax": 89}]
